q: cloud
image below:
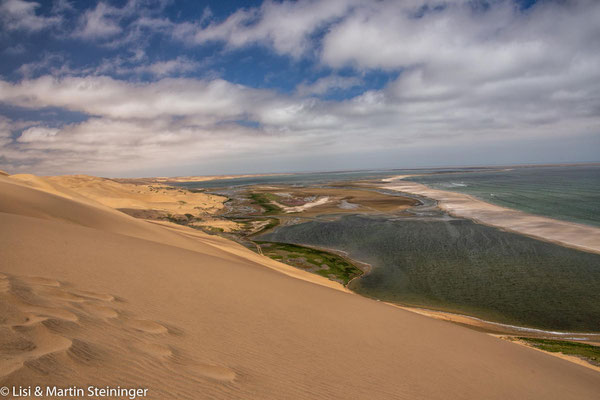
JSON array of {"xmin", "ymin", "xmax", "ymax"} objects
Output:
[
  {"xmin": 1, "ymin": 65, "xmax": 597, "ymax": 175},
  {"xmin": 17, "ymin": 126, "xmax": 60, "ymax": 143},
  {"xmin": 176, "ymin": 0, "xmax": 359, "ymax": 58},
  {"xmin": 0, "ymin": 0, "xmax": 599, "ymax": 175},
  {"xmin": 74, "ymin": 2, "xmax": 123, "ymax": 39},
  {"xmin": 72, "ymin": 0, "xmax": 172, "ymax": 47},
  {"xmin": 134, "ymin": 56, "xmax": 201, "ymax": 77},
  {"xmin": 0, "ymin": 0, "xmax": 62, "ymax": 32},
  {"xmin": 296, "ymin": 75, "xmax": 362, "ymax": 96},
  {"xmin": 0, "ymin": 75, "xmax": 273, "ymax": 120},
  {"xmin": 3, "ymin": 43, "xmax": 26, "ymax": 55}
]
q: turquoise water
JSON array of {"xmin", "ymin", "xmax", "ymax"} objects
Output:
[{"xmin": 406, "ymin": 165, "xmax": 600, "ymax": 227}]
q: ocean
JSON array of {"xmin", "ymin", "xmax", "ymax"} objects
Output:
[
  {"xmin": 178, "ymin": 165, "xmax": 600, "ymax": 227},
  {"xmin": 406, "ymin": 165, "xmax": 600, "ymax": 227}
]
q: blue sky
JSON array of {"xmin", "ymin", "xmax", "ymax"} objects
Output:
[{"xmin": 0, "ymin": 0, "xmax": 598, "ymax": 176}]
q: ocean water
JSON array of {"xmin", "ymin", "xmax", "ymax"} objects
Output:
[
  {"xmin": 406, "ymin": 165, "xmax": 600, "ymax": 227},
  {"xmin": 178, "ymin": 165, "xmax": 600, "ymax": 227},
  {"xmin": 174, "ymin": 168, "xmax": 487, "ymax": 189}
]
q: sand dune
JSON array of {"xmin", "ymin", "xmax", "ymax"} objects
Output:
[
  {"xmin": 385, "ymin": 177, "xmax": 600, "ymax": 254},
  {"xmin": 1, "ymin": 174, "xmax": 599, "ymax": 399},
  {"xmin": 10, "ymin": 174, "xmax": 239, "ymax": 232}
]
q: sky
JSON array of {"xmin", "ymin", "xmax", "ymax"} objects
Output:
[{"xmin": 0, "ymin": 0, "xmax": 599, "ymax": 177}]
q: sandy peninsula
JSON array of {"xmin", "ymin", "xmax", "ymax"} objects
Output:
[
  {"xmin": 115, "ymin": 173, "xmax": 290, "ymax": 185},
  {"xmin": 384, "ymin": 176, "xmax": 600, "ymax": 255},
  {"xmin": 1, "ymin": 173, "xmax": 599, "ymax": 399}
]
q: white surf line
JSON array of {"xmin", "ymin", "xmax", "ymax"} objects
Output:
[{"xmin": 382, "ymin": 176, "xmax": 600, "ymax": 255}]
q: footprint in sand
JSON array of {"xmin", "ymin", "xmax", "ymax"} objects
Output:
[
  {"xmin": 133, "ymin": 342, "xmax": 173, "ymax": 358},
  {"xmin": 125, "ymin": 319, "xmax": 169, "ymax": 334},
  {"xmin": 20, "ymin": 276, "xmax": 61, "ymax": 287},
  {"xmin": 80, "ymin": 303, "xmax": 119, "ymax": 319},
  {"xmin": 69, "ymin": 289, "xmax": 115, "ymax": 302},
  {"xmin": 33, "ymin": 286, "xmax": 88, "ymax": 303},
  {"xmin": 1, "ymin": 273, "xmax": 237, "ymax": 387},
  {"xmin": 18, "ymin": 304, "xmax": 79, "ymax": 322},
  {"xmin": 187, "ymin": 363, "xmax": 237, "ymax": 382},
  {"xmin": 0, "ymin": 274, "xmax": 9, "ymax": 293},
  {"xmin": 1, "ymin": 322, "xmax": 73, "ymax": 378}
]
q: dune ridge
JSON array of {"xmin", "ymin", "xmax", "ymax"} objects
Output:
[{"xmin": 1, "ymin": 174, "xmax": 599, "ymax": 399}]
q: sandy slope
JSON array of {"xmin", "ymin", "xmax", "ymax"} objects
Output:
[
  {"xmin": 10, "ymin": 174, "xmax": 239, "ymax": 232},
  {"xmin": 1, "ymin": 175, "xmax": 599, "ymax": 399},
  {"xmin": 385, "ymin": 177, "xmax": 600, "ymax": 254},
  {"xmin": 45, "ymin": 174, "xmax": 225, "ymax": 215}
]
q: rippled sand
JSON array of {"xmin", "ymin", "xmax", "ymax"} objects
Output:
[{"xmin": 1, "ymin": 174, "xmax": 599, "ymax": 399}]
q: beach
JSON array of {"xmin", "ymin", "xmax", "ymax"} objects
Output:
[
  {"xmin": 384, "ymin": 176, "xmax": 600, "ymax": 255},
  {"xmin": 2, "ymin": 173, "xmax": 600, "ymax": 398}
]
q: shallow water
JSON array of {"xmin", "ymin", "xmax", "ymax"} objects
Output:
[{"xmin": 260, "ymin": 214, "xmax": 600, "ymax": 331}]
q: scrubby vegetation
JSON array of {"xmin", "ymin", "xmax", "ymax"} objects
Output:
[
  {"xmin": 519, "ymin": 338, "xmax": 600, "ymax": 366},
  {"xmin": 256, "ymin": 241, "xmax": 363, "ymax": 285},
  {"xmin": 249, "ymin": 193, "xmax": 282, "ymax": 215}
]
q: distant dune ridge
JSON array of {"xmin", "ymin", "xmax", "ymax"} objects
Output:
[{"xmin": 1, "ymin": 174, "xmax": 600, "ymax": 399}]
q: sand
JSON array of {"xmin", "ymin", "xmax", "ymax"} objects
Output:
[
  {"xmin": 9, "ymin": 174, "xmax": 239, "ymax": 232},
  {"xmin": 1, "ymin": 174, "xmax": 600, "ymax": 399},
  {"xmin": 249, "ymin": 186, "xmax": 417, "ymax": 217},
  {"xmin": 273, "ymin": 196, "xmax": 331, "ymax": 213},
  {"xmin": 384, "ymin": 177, "xmax": 600, "ymax": 254},
  {"xmin": 115, "ymin": 173, "xmax": 290, "ymax": 184}
]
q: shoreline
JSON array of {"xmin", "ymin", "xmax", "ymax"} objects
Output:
[
  {"xmin": 258, "ymin": 227, "xmax": 600, "ymax": 339},
  {"xmin": 392, "ymin": 304, "xmax": 600, "ymax": 339},
  {"xmin": 251, "ymin": 182, "xmax": 600, "ymax": 338},
  {"xmin": 382, "ymin": 176, "xmax": 600, "ymax": 255}
]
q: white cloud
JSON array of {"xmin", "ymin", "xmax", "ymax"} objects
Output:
[
  {"xmin": 1, "ymin": 66, "xmax": 597, "ymax": 175},
  {"xmin": 72, "ymin": 0, "xmax": 172, "ymax": 44},
  {"xmin": 136, "ymin": 56, "xmax": 200, "ymax": 77},
  {"xmin": 17, "ymin": 126, "xmax": 60, "ymax": 143},
  {"xmin": 296, "ymin": 75, "xmax": 362, "ymax": 96},
  {"xmin": 74, "ymin": 2, "xmax": 123, "ymax": 39},
  {"xmin": 1, "ymin": 0, "xmax": 599, "ymax": 175},
  {"xmin": 0, "ymin": 75, "xmax": 272, "ymax": 120},
  {"xmin": 0, "ymin": 0, "xmax": 61, "ymax": 32},
  {"xmin": 177, "ymin": 0, "xmax": 360, "ymax": 57}
]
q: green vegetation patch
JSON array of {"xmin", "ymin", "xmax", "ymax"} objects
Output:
[
  {"xmin": 256, "ymin": 241, "xmax": 362, "ymax": 285},
  {"xmin": 519, "ymin": 338, "xmax": 600, "ymax": 366},
  {"xmin": 249, "ymin": 193, "xmax": 282, "ymax": 215}
]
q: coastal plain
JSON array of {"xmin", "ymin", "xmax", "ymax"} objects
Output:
[{"xmin": 1, "ymin": 173, "xmax": 600, "ymax": 399}]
